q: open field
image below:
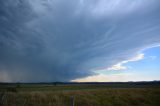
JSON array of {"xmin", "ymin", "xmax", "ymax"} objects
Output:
[{"xmin": 0, "ymin": 82, "xmax": 160, "ymax": 106}]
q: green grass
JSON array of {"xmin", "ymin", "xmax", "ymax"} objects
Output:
[{"xmin": 1, "ymin": 84, "xmax": 160, "ymax": 106}]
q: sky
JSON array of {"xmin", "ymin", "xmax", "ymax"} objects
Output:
[{"xmin": 0, "ymin": 0, "xmax": 160, "ymax": 82}]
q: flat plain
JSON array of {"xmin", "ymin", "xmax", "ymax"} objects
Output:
[{"xmin": 0, "ymin": 82, "xmax": 160, "ymax": 106}]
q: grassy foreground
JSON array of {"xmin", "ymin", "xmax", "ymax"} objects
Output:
[{"xmin": 0, "ymin": 84, "xmax": 160, "ymax": 106}]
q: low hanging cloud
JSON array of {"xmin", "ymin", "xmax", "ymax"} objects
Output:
[
  {"xmin": 0, "ymin": 0, "xmax": 160, "ymax": 82},
  {"xmin": 72, "ymin": 73, "xmax": 160, "ymax": 82}
]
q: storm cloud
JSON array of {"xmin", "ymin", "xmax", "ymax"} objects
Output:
[{"xmin": 0, "ymin": 0, "xmax": 160, "ymax": 82}]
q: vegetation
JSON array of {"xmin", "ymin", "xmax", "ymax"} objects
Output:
[{"xmin": 0, "ymin": 83, "xmax": 160, "ymax": 106}]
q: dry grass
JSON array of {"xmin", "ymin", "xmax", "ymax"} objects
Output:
[{"xmin": 2, "ymin": 88, "xmax": 160, "ymax": 106}]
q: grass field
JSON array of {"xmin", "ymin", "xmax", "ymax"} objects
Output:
[{"xmin": 0, "ymin": 83, "xmax": 160, "ymax": 106}]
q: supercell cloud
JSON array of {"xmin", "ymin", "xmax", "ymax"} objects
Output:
[{"xmin": 0, "ymin": 0, "xmax": 160, "ymax": 82}]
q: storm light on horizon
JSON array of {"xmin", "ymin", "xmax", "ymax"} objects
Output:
[{"xmin": 0, "ymin": 0, "xmax": 160, "ymax": 82}]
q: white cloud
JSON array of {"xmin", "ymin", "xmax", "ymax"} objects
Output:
[
  {"xmin": 107, "ymin": 53, "xmax": 144, "ymax": 71},
  {"xmin": 107, "ymin": 63, "xmax": 127, "ymax": 71}
]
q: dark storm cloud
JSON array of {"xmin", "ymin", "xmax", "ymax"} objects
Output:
[{"xmin": 0, "ymin": 0, "xmax": 160, "ymax": 82}]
